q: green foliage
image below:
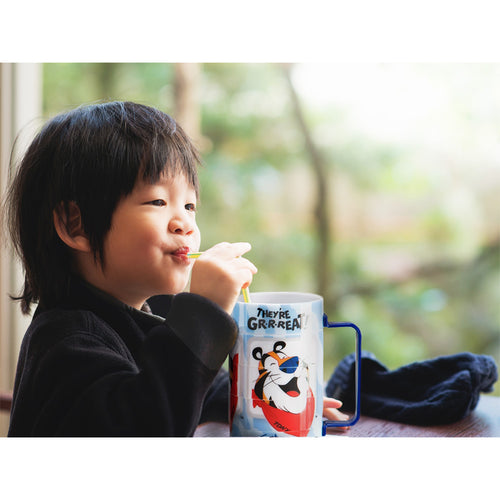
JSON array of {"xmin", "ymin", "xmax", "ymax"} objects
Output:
[
  {"xmin": 42, "ymin": 63, "xmax": 500, "ymax": 396},
  {"xmin": 43, "ymin": 63, "xmax": 175, "ymax": 114}
]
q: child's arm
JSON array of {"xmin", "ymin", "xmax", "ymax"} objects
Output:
[
  {"xmin": 9, "ymin": 295, "xmax": 239, "ymax": 437},
  {"xmin": 189, "ymin": 242, "xmax": 258, "ymax": 314}
]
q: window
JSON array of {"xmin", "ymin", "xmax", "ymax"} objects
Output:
[{"xmin": 0, "ymin": 63, "xmax": 41, "ymax": 435}]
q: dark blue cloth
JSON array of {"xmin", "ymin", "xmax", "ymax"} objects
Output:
[{"xmin": 326, "ymin": 351, "xmax": 498, "ymax": 425}]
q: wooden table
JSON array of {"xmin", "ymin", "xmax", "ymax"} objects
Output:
[{"xmin": 194, "ymin": 395, "xmax": 500, "ymax": 437}]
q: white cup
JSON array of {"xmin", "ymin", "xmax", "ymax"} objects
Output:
[{"xmin": 230, "ymin": 292, "xmax": 361, "ymax": 437}]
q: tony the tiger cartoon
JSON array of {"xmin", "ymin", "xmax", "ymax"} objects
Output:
[
  {"xmin": 251, "ymin": 341, "xmax": 315, "ymax": 436},
  {"xmin": 230, "ymin": 292, "xmax": 361, "ymax": 437}
]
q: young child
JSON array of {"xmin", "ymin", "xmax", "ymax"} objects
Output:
[{"xmin": 3, "ymin": 101, "xmax": 345, "ymax": 436}]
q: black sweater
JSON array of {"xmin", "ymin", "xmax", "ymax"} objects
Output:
[{"xmin": 8, "ymin": 278, "xmax": 236, "ymax": 437}]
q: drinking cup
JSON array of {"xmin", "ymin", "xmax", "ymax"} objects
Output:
[{"xmin": 229, "ymin": 292, "xmax": 361, "ymax": 437}]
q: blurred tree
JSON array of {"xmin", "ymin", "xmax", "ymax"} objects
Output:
[
  {"xmin": 281, "ymin": 63, "xmax": 333, "ymax": 309},
  {"xmin": 39, "ymin": 62, "xmax": 499, "ymax": 394},
  {"xmin": 94, "ymin": 63, "xmax": 119, "ymax": 99},
  {"xmin": 174, "ymin": 63, "xmax": 203, "ymax": 146}
]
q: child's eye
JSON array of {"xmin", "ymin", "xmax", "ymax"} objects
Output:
[
  {"xmin": 185, "ymin": 203, "xmax": 197, "ymax": 212},
  {"xmin": 148, "ymin": 200, "xmax": 166, "ymax": 207}
]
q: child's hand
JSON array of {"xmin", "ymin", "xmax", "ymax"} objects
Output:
[
  {"xmin": 189, "ymin": 242, "xmax": 258, "ymax": 314},
  {"xmin": 323, "ymin": 397, "xmax": 350, "ymax": 432}
]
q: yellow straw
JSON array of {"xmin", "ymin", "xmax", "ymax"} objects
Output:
[
  {"xmin": 187, "ymin": 252, "xmax": 251, "ymax": 302},
  {"xmin": 187, "ymin": 252, "xmax": 203, "ymax": 258},
  {"xmin": 242, "ymin": 286, "xmax": 251, "ymax": 303}
]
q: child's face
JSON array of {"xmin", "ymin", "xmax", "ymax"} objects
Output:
[{"xmin": 95, "ymin": 172, "xmax": 201, "ymax": 309}]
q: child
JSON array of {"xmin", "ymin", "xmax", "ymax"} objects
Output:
[{"xmin": 3, "ymin": 101, "xmax": 346, "ymax": 436}]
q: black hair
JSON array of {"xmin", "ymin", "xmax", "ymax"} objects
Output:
[{"xmin": 3, "ymin": 101, "xmax": 201, "ymax": 314}]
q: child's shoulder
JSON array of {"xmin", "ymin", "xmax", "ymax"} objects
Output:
[{"xmin": 25, "ymin": 307, "xmax": 126, "ymax": 354}]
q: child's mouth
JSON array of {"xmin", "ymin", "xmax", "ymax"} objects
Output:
[{"xmin": 171, "ymin": 247, "xmax": 191, "ymax": 263}]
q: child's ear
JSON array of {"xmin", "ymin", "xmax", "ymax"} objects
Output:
[{"xmin": 53, "ymin": 201, "xmax": 91, "ymax": 252}]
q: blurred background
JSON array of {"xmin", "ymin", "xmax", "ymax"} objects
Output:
[{"xmin": 2, "ymin": 62, "xmax": 500, "ymax": 397}]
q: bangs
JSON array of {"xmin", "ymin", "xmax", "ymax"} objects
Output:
[{"xmin": 139, "ymin": 124, "xmax": 201, "ymax": 199}]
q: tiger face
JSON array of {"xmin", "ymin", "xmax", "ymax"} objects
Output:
[{"xmin": 252, "ymin": 341, "xmax": 311, "ymax": 414}]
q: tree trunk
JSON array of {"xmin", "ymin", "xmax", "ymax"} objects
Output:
[
  {"xmin": 281, "ymin": 64, "xmax": 332, "ymax": 306},
  {"xmin": 173, "ymin": 63, "xmax": 202, "ymax": 145},
  {"xmin": 94, "ymin": 63, "xmax": 118, "ymax": 99}
]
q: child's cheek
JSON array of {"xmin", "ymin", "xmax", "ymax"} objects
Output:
[{"xmin": 192, "ymin": 225, "xmax": 201, "ymax": 251}]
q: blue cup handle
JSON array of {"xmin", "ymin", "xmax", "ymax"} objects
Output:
[{"xmin": 322, "ymin": 314, "xmax": 362, "ymax": 435}]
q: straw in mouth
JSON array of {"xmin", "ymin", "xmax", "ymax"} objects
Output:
[{"xmin": 187, "ymin": 252, "xmax": 251, "ymax": 303}]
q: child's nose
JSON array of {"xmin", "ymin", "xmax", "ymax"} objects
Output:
[{"xmin": 168, "ymin": 213, "xmax": 194, "ymax": 235}]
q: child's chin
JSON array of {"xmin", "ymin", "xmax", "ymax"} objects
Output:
[{"xmin": 167, "ymin": 280, "xmax": 191, "ymax": 296}]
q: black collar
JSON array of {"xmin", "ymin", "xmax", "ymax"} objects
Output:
[{"xmin": 35, "ymin": 276, "xmax": 169, "ymax": 360}]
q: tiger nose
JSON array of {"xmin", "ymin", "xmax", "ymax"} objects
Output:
[{"xmin": 280, "ymin": 356, "xmax": 299, "ymax": 374}]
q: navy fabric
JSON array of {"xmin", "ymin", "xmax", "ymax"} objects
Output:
[{"xmin": 326, "ymin": 351, "xmax": 498, "ymax": 425}]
